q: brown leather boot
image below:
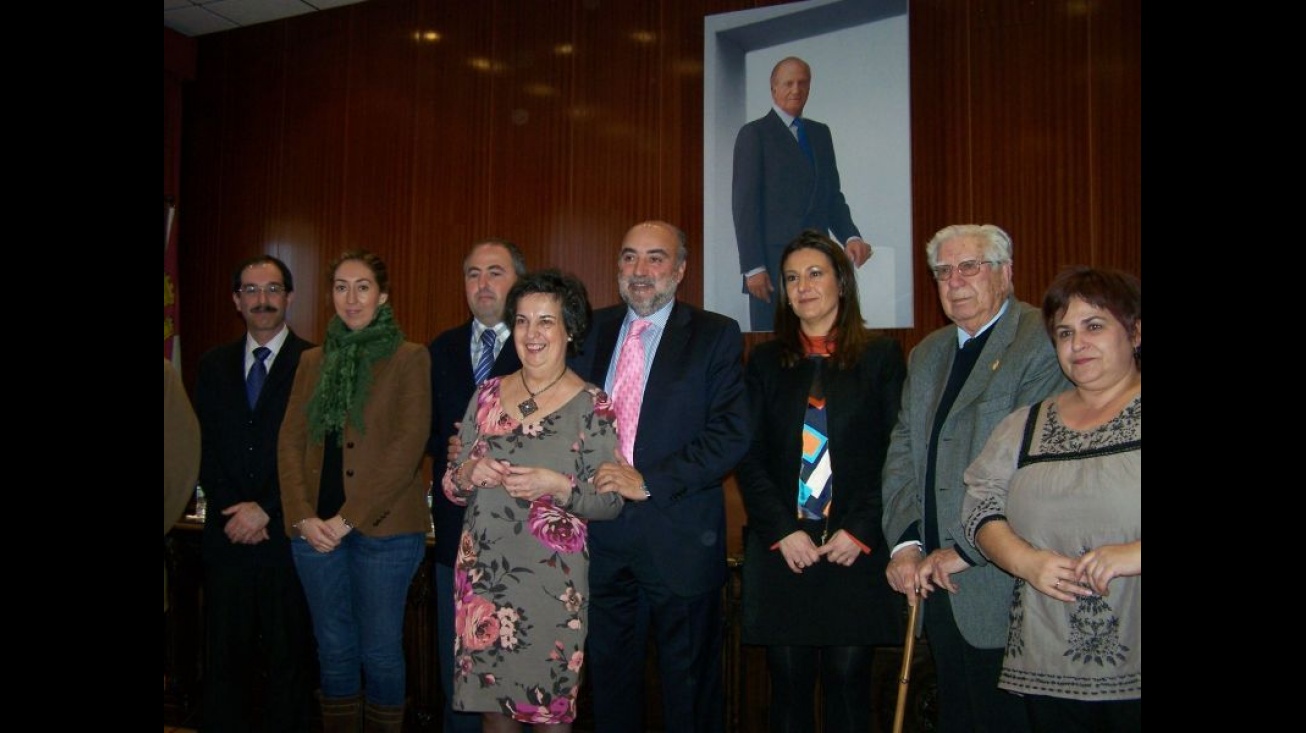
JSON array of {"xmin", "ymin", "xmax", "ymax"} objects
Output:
[
  {"xmin": 320, "ymin": 693, "xmax": 362, "ymax": 733},
  {"xmin": 363, "ymin": 701, "xmax": 405, "ymax": 733}
]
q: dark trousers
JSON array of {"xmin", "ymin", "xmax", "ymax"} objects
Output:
[
  {"xmin": 765, "ymin": 645, "xmax": 874, "ymax": 733},
  {"xmin": 202, "ymin": 561, "xmax": 315, "ymax": 733},
  {"xmin": 1025, "ymin": 695, "xmax": 1141, "ymax": 733},
  {"xmin": 922, "ymin": 592, "xmax": 1029, "ymax": 733},
  {"xmin": 587, "ymin": 541, "xmax": 725, "ymax": 733}
]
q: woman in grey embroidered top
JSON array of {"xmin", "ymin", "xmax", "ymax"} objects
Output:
[{"xmin": 961, "ymin": 267, "xmax": 1141, "ymax": 733}]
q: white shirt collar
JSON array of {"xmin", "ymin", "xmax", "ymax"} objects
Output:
[
  {"xmin": 625, "ymin": 299, "xmax": 674, "ymax": 332},
  {"xmin": 246, "ymin": 324, "xmax": 290, "ymax": 357},
  {"xmin": 245, "ymin": 324, "xmax": 290, "ymax": 372},
  {"xmin": 955, "ymin": 298, "xmax": 1011, "ymax": 348},
  {"xmin": 773, "ymin": 104, "xmax": 799, "ymax": 128}
]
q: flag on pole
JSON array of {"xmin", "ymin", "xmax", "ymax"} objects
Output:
[{"xmin": 164, "ymin": 197, "xmax": 181, "ymax": 368}]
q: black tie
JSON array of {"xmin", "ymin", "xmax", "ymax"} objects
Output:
[{"xmin": 246, "ymin": 346, "xmax": 271, "ymax": 409}]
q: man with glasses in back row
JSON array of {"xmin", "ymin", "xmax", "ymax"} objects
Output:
[
  {"xmin": 194, "ymin": 255, "xmax": 316, "ymax": 732},
  {"xmin": 881, "ymin": 224, "xmax": 1069, "ymax": 733}
]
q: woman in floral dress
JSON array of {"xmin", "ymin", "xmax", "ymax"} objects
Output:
[{"xmin": 442, "ymin": 270, "xmax": 627, "ymax": 732}]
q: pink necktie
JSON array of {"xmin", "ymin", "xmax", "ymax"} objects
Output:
[{"xmin": 612, "ymin": 319, "xmax": 651, "ymax": 463}]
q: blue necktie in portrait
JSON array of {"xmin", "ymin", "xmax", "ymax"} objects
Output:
[
  {"xmin": 246, "ymin": 346, "xmax": 271, "ymax": 408},
  {"xmin": 793, "ymin": 117, "xmax": 814, "ymax": 164},
  {"xmin": 474, "ymin": 328, "xmax": 496, "ymax": 385}
]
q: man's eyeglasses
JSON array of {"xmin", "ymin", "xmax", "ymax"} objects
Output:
[
  {"xmin": 237, "ymin": 283, "xmax": 287, "ymax": 296},
  {"xmin": 930, "ymin": 260, "xmax": 997, "ymax": 281}
]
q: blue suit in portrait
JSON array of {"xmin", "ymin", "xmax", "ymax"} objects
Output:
[{"xmin": 732, "ymin": 109, "xmax": 861, "ymax": 331}]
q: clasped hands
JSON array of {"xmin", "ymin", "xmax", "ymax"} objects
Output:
[
  {"xmin": 461, "ymin": 453, "xmax": 572, "ymax": 504},
  {"xmin": 778, "ymin": 529, "xmax": 861, "ymax": 574},
  {"xmin": 451, "ymin": 429, "xmax": 648, "ymax": 504},
  {"xmin": 298, "ymin": 515, "xmax": 353, "ymax": 554},
  {"xmin": 885, "ymin": 547, "xmax": 971, "ymax": 606},
  {"xmin": 222, "ymin": 501, "xmax": 270, "ymax": 545},
  {"xmin": 885, "ymin": 541, "xmax": 1141, "ymax": 606},
  {"xmin": 448, "ymin": 431, "xmax": 528, "ymax": 496}
]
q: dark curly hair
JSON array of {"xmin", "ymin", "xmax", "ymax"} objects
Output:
[
  {"xmin": 1042, "ymin": 266, "xmax": 1141, "ymax": 371},
  {"xmin": 504, "ymin": 269, "xmax": 592, "ymax": 356}
]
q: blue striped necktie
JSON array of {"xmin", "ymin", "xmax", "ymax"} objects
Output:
[
  {"xmin": 474, "ymin": 328, "xmax": 496, "ymax": 385},
  {"xmin": 246, "ymin": 346, "xmax": 271, "ymax": 408}
]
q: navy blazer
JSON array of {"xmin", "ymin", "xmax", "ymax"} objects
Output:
[
  {"xmin": 427, "ymin": 321, "xmax": 521, "ymax": 566},
  {"xmin": 732, "ymin": 109, "xmax": 861, "ymax": 281},
  {"xmin": 194, "ymin": 331, "xmax": 314, "ymax": 566},
  {"xmin": 571, "ymin": 301, "xmax": 750, "ymax": 596}
]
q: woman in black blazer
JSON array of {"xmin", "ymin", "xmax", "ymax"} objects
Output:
[{"xmin": 736, "ymin": 231, "xmax": 907, "ymax": 733}]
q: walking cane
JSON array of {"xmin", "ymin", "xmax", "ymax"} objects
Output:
[{"xmin": 891, "ymin": 591, "xmax": 922, "ymax": 733}]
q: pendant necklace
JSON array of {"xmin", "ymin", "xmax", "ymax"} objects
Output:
[{"xmin": 518, "ymin": 367, "xmax": 567, "ymax": 417}]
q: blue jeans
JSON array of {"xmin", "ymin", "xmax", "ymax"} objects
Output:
[{"xmin": 292, "ymin": 532, "xmax": 425, "ymax": 706}]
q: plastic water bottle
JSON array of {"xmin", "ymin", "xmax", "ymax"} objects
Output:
[{"xmin": 194, "ymin": 485, "xmax": 207, "ymax": 522}]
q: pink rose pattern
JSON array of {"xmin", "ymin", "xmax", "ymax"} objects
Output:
[
  {"xmin": 529, "ymin": 499, "xmax": 587, "ymax": 554},
  {"xmin": 450, "ymin": 383, "xmax": 617, "ymax": 723}
]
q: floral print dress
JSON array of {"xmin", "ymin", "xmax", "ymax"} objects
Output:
[{"xmin": 442, "ymin": 377, "xmax": 623, "ymax": 723}]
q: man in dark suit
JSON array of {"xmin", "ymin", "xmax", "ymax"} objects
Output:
[
  {"xmin": 732, "ymin": 56, "xmax": 873, "ymax": 332},
  {"xmin": 194, "ymin": 254, "xmax": 315, "ymax": 732},
  {"xmin": 881, "ymin": 224, "xmax": 1070, "ymax": 733},
  {"xmin": 427, "ymin": 238, "xmax": 526, "ymax": 733},
  {"xmin": 575, "ymin": 220, "xmax": 750, "ymax": 733}
]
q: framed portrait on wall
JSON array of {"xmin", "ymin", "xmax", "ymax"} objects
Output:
[{"xmin": 703, "ymin": 0, "xmax": 913, "ymax": 332}]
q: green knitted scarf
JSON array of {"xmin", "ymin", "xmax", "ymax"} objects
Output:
[{"xmin": 306, "ymin": 302, "xmax": 405, "ymax": 446}]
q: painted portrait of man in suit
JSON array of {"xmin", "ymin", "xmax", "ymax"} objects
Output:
[
  {"xmin": 732, "ymin": 55, "xmax": 872, "ymax": 331},
  {"xmin": 703, "ymin": 0, "xmax": 914, "ymax": 333}
]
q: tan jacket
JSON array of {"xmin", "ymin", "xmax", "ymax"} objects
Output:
[{"xmin": 279, "ymin": 342, "xmax": 432, "ymax": 537}]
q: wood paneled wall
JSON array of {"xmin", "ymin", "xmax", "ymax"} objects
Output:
[{"xmin": 169, "ymin": 0, "xmax": 1140, "ymax": 552}]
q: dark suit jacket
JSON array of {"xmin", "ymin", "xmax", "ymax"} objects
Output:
[
  {"xmin": 194, "ymin": 331, "xmax": 313, "ymax": 566},
  {"xmin": 881, "ymin": 297, "xmax": 1071, "ymax": 647},
  {"xmin": 732, "ymin": 109, "xmax": 861, "ymax": 283},
  {"xmin": 279, "ymin": 342, "xmax": 432, "ymax": 537},
  {"xmin": 427, "ymin": 322, "xmax": 521, "ymax": 566},
  {"xmin": 735, "ymin": 336, "xmax": 905, "ymax": 645},
  {"xmin": 571, "ymin": 301, "xmax": 750, "ymax": 597}
]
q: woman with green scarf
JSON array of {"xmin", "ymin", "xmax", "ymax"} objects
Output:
[{"xmin": 279, "ymin": 250, "xmax": 431, "ymax": 733}]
